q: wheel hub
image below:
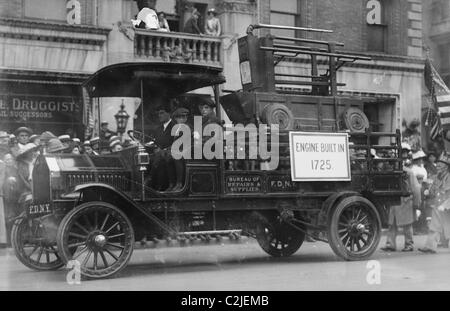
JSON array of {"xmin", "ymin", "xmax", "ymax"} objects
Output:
[{"xmin": 94, "ymin": 234, "xmax": 107, "ymax": 247}]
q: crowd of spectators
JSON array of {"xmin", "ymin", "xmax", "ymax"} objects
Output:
[{"xmin": 0, "ymin": 125, "xmax": 137, "ymax": 244}]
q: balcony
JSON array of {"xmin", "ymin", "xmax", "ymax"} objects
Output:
[{"xmin": 134, "ymin": 29, "xmax": 223, "ymax": 68}]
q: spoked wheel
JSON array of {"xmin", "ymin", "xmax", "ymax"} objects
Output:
[
  {"xmin": 56, "ymin": 202, "xmax": 134, "ymax": 279},
  {"xmin": 11, "ymin": 215, "xmax": 65, "ymax": 271},
  {"xmin": 253, "ymin": 212, "xmax": 305, "ymax": 257},
  {"xmin": 328, "ymin": 196, "xmax": 381, "ymax": 261}
]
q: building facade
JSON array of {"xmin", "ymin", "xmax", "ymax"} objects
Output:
[
  {"xmin": 0, "ymin": 0, "xmax": 428, "ymax": 137},
  {"xmin": 423, "ymin": 0, "xmax": 450, "ymax": 86}
]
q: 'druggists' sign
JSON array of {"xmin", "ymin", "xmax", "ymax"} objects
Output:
[
  {"xmin": 289, "ymin": 132, "xmax": 351, "ymax": 182},
  {"xmin": 0, "ymin": 94, "xmax": 81, "ymax": 123}
]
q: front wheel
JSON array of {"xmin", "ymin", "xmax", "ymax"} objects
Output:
[
  {"xmin": 328, "ymin": 196, "xmax": 381, "ymax": 261},
  {"xmin": 11, "ymin": 215, "xmax": 65, "ymax": 271},
  {"xmin": 56, "ymin": 202, "xmax": 134, "ymax": 279}
]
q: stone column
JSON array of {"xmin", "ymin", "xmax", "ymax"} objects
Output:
[{"xmin": 216, "ymin": 0, "xmax": 258, "ymax": 91}]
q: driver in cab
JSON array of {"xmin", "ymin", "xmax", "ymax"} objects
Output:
[{"xmin": 150, "ymin": 106, "xmax": 176, "ymax": 191}]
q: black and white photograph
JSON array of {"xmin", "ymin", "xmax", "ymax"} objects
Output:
[{"xmin": 0, "ymin": 0, "xmax": 449, "ymax": 298}]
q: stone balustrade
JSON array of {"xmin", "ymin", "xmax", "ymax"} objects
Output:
[{"xmin": 134, "ymin": 29, "xmax": 223, "ymax": 68}]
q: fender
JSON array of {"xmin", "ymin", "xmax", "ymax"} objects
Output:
[
  {"xmin": 319, "ymin": 191, "xmax": 359, "ymax": 225},
  {"xmin": 64, "ymin": 183, "xmax": 177, "ymax": 235}
]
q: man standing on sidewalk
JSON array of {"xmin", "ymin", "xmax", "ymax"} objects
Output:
[
  {"xmin": 419, "ymin": 151, "xmax": 450, "ymax": 253},
  {"xmin": 381, "ymin": 143, "xmax": 422, "ymax": 252}
]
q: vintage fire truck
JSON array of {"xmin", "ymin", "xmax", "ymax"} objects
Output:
[{"xmin": 11, "ymin": 24, "xmax": 408, "ymax": 279}]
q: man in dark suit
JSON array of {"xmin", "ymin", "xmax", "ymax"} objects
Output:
[{"xmin": 151, "ymin": 106, "xmax": 176, "ymax": 191}]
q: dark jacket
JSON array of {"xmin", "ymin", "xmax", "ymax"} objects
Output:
[
  {"xmin": 154, "ymin": 119, "xmax": 176, "ymax": 149},
  {"xmin": 184, "ymin": 17, "xmax": 202, "ymax": 34}
]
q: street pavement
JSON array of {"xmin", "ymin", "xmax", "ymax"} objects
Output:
[{"xmin": 0, "ymin": 234, "xmax": 449, "ymax": 291}]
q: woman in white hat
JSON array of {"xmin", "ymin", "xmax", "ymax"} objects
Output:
[
  {"xmin": 411, "ymin": 149, "xmax": 428, "ymax": 184},
  {"xmin": 205, "ymin": 8, "xmax": 221, "ymax": 36}
]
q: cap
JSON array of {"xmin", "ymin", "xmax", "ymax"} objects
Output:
[
  {"xmin": 46, "ymin": 139, "xmax": 67, "ymax": 154},
  {"xmin": 58, "ymin": 135, "xmax": 71, "ymax": 142},
  {"xmin": 198, "ymin": 97, "xmax": 215, "ymax": 108},
  {"xmin": 29, "ymin": 134, "xmax": 40, "ymax": 143},
  {"xmin": 173, "ymin": 107, "xmax": 189, "ymax": 117},
  {"xmin": 0, "ymin": 131, "xmax": 9, "ymax": 139},
  {"xmin": 16, "ymin": 143, "xmax": 39, "ymax": 159},
  {"xmin": 82, "ymin": 140, "xmax": 91, "ymax": 147},
  {"xmin": 110, "ymin": 140, "xmax": 122, "ymax": 149},
  {"xmin": 401, "ymin": 142, "xmax": 412, "ymax": 151},
  {"xmin": 40, "ymin": 131, "xmax": 56, "ymax": 142},
  {"xmin": 14, "ymin": 127, "xmax": 32, "ymax": 136},
  {"xmin": 412, "ymin": 149, "xmax": 427, "ymax": 160},
  {"xmin": 101, "ymin": 121, "xmax": 108, "ymax": 126},
  {"xmin": 72, "ymin": 138, "xmax": 81, "ymax": 146},
  {"xmin": 208, "ymin": 8, "xmax": 217, "ymax": 15},
  {"xmin": 109, "ymin": 135, "xmax": 120, "ymax": 143},
  {"xmin": 90, "ymin": 137, "xmax": 100, "ymax": 145}
]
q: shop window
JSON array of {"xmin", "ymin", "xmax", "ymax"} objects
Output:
[{"xmin": 270, "ymin": 0, "xmax": 300, "ymax": 38}]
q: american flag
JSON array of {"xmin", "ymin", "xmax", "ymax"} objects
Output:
[
  {"xmin": 425, "ymin": 58, "xmax": 450, "ymax": 131},
  {"xmin": 424, "ymin": 107, "xmax": 441, "ymax": 140}
]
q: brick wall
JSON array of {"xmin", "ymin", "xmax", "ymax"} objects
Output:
[{"xmin": 261, "ymin": 0, "xmax": 419, "ymax": 57}]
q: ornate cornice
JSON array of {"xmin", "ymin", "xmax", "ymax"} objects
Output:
[
  {"xmin": 0, "ymin": 68, "xmax": 90, "ymax": 84},
  {"xmin": 0, "ymin": 18, "xmax": 111, "ymax": 35},
  {"xmin": 216, "ymin": 0, "xmax": 256, "ymax": 14},
  {"xmin": 0, "ymin": 18, "xmax": 111, "ymax": 45}
]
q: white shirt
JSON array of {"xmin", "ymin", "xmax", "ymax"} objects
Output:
[
  {"xmin": 163, "ymin": 119, "xmax": 172, "ymax": 131},
  {"xmin": 137, "ymin": 8, "xmax": 160, "ymax": 30},
  {"xmin": 412, "ymin": 164, "xmax": 428, "ymax": 183}
]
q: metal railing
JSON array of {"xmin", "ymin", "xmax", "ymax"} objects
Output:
[{"xmin": 134, "ymin": 29, "xmax": 223, "ymax": 67}]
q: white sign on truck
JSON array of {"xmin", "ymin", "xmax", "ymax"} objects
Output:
[{"xmin": 289, "ymin": 132, "xmax": 351, "ymax": 181}]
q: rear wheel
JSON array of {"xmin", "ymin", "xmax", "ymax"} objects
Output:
[
  {"xmin": 253, "ymin": 212, "xmax": 305, "ymax": 257},
  {"xmin": 56, "ymin": 202, "xmax": 134, "ymax": 279},
  {"xmin": 328, "ymin": 196, "xmax": 381, "ymax": 260},
  {"xmin": 11, "ymin": 215, "xmax": 64, "ymax": 271}
]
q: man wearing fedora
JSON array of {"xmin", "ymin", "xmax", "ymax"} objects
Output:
[
  {"xmin": 381, "ymin": 142, "xmax": 421, "ymax": 252},
  {"xmin": 10, "ymin": 127, "xmax": 32, "ymax": 158},
  {"xmin": 205, "ymin": 8, "xmax": 221, "ymax": 36}
]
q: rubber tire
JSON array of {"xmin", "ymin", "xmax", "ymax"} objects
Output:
[
  {"xmin": 11, "ymin": 215, "xmax": 65, "ymax": 271},
  {"xmin": 254, "ymin": 212, "xmax": 305, "ymax": 257},
  {"xmin": 328, "ymin": 196, "xmax": 381, "ymax": 261},
  {"xmin": 261, "ymin": 104, "xmax": 295, "ymax": 130},
  {"xmin": 56, "ymin": 201, "xmax": 134, "ymax": 280}
]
